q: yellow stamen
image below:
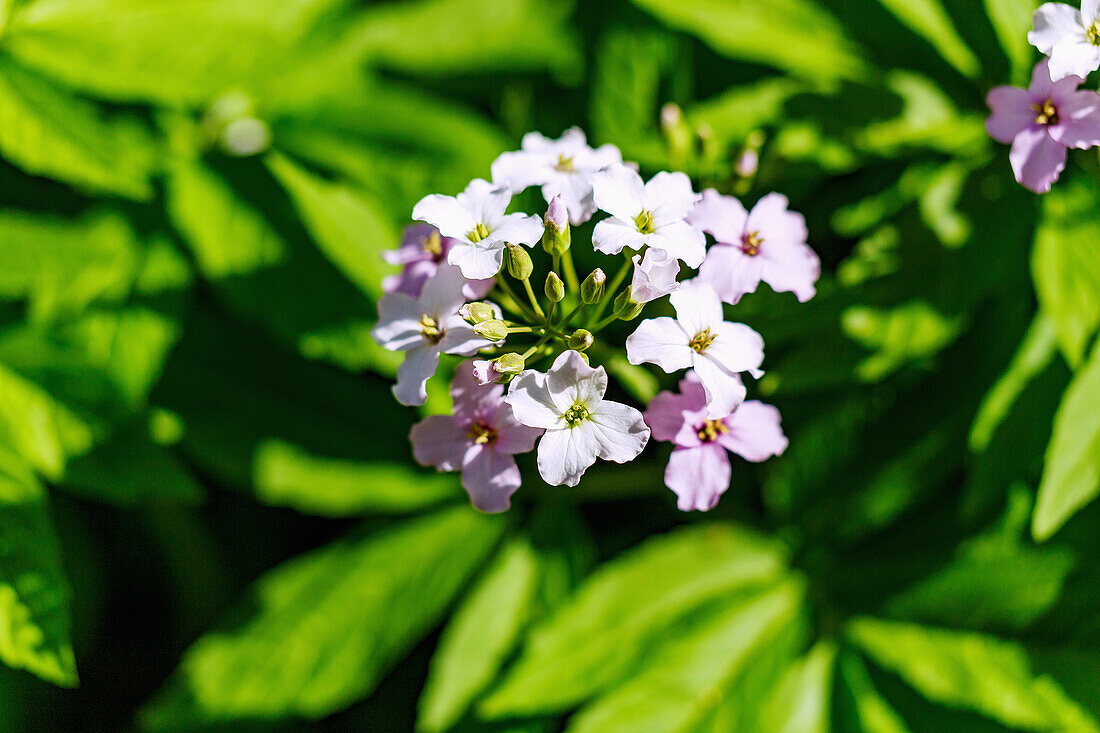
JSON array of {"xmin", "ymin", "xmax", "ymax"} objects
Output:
[
  {"xmin": 467, "ymin": 420, "xmax": 496, "ymax": 445},
  {"xmin": 555, "ymin": 154, "xmax": 575, "ymax": 172},
  {"xmin": 420, "ymin": 231, "xmax": 443, "ymax": 257},
  {"xmin": 564, "ymin": 403, "xmax": 591, "ymax": 426},
  {"xmin": 419, "ymin": 314, "xmax": 442, "ymax": 343},
  {"xmin": 689, "ymin": 328, "xmax": 716, "ymax": 353},
  {"xmin": 634, "ymin": 210, "xmax": 656, "ymax": 235},
  {"xmin": 742, "ymin": 230, "xmax": 764, "ymax": 256},
  {"xmin": 1032, "ymin": 99, "xmax": 1059, "ymax": 126},
  {"xmin": 468, "ymin": 222, "xmax": 491, "ymax": 243},
  {"xmin": 697, "ymin": 419, "xmax": 729, "ymax": 443}
]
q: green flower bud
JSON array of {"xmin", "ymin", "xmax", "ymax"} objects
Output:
[
  {"xmin": 580, "ymin": 268, "xmax": 606, "ymax": 305},
  {"xmin": 544, "ymin": 271, "xmax": 565, "ymax": 303},
  {"xmin": 541, "ymin": 195, "xmax": 571, "ymax": 256},
  {"xmin": 614, "ymin": 290, "xmax": 644, "ymax": 321},
  {"xmin": 473, "ymin": 319, "xmax": 509, "ymax": 341},
  {"xmin": 567, "ymin": 329, "xmax": 594, "ymax": 351},
  {"xmin": 493, "ymin": 352, "xmax": 526, "ymax": 374},
  {"xmin": 459, "ymin": 302, "xmax": 496, "ymax": 325},
  {"xmin": 504, "ymin": 242, "xmax": 534, "ymax": 280}
]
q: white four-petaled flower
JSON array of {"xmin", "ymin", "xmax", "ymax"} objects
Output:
[
  {"xmin": 372, "ymin": 264, "xmax": 497, "ymax": 406},
  {"xmin": 1031, "ymin": 1, "xmax": 1100, "ymax": 81},
  {"xmin": 626, "ymin": 283, "xmax": 764, "ymax": 419},
  {"xmin": 506, "ymin": 350, "xmax": 650, "ymax": 487},
  {"xmin": 411, "ymin": 179, "xmax": 543, "ymax": 280},
  {"xmin": 491, "ymin": 128, "xmax": 623, "ymax": 225},
  {"xmin": 591, "ymin": 165, "xmax": 706, "ymax": 267}
]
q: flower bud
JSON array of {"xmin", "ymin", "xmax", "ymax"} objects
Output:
[
  {"xmin": 614, "ymin": 290, "xmax": 644, "ymax": 320},
  {"xmin": 567, "ymin": 329, "xmax": 594, "ymax": 351},
  {"xmin": 660, "ymin": 103, "xmax": 692, "ymax": 164},
  {"xmin": 459, "ymin": 302, "xmax": 496, "ymax": 325},
  {"xmin": 580, "ymin": 268, "xmax": 606, "ymax": 305},
  {"xmin": 541, "ymin": 195, "xmax": 571, "ymax": 256},
  {"xmin": 472, "ymin": 359, "xmax": 504, "ymax": 385},
  {"xmin": 494, "ymin": 352, "xmax": 526, "ymax": 374},
  {"xmin": 504, "ymin": 242, "xmax": 534, "ymax": 280},
  {"xmin": 473, "ymin": 319, "xmax": 509, "ymax": 341},
  {"xmin": 544, "ymin": 271, "xmax": 565, "ymax": 303}
]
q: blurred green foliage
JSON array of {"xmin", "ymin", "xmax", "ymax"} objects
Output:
[{"xmin": 1, "ymin": 0, "xmax": 1100, "ymax": 731}]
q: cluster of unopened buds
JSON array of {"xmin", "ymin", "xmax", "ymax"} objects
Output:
[
  {"xmin": 987, "ymin": 1, "xmax": 1100, "ymax": 192},
  {"xmin": 373, "ymin": 129, "xmax": 820, "ymax": 513}
]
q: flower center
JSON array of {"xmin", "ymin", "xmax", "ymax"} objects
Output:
[
  {"xmin": 555, "ymin": 154, "xmax": 575, "ymax": 172},
  {"xmin": 696, "ymin": 418, "xmax": 729, "ymax": 443},
  {"xmin": 1089, "ymin": 21, "xmax": 1100, "ymax": 45},
  {"xmin": 689, "ymin": 327, "xmax": 716, "ymax": 353},
  {"xmin": 467, "ymin": 222, "xmax": 491, "ymax": 243},
  {"xmin": 467, "ymin": 419, "xmax": 497, "ymax": 445},
  {"xmin": 634, "ymin": 210, "xmax": 656, "ymax": 235},
  {"xmin": 420, "ymin": 231, "xmax": 444, "ymax": 260},
  {"xmin": 741, "ymin": 230, "xmax": 764, "ymax": 256},
  {"xmin": 564, "ymin": 403, "xmax": 591, "ymax": 427},
  {"xmin": 1032, "ymin": 99, "xmax": 1059, "ymax": 126},
  {"xmin": 419, "ymin": 314, "xmax": 442, "ymax": 343}
]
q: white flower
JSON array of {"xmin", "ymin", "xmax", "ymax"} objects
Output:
[
  {"xmin": 630, "ymin": 248, "xmax": 681, "ymax": 303},
  {"xmin": 411, "ymin": 179, "xmax": 543, "ymax": 280},
  {"xmin": 372, "ymin": 264, "xmax": 496, "ymax": 406},
  {"xmin": 591, "ymin": 165, "xmax": 706, "ymax": 267},
  {"xmin": 491, "ymin": 128, "xmax": 623, "ymax": 225},
  {"xmin": 505, "ymin": 350, "xmax": 650, "ymax": 487},
  {"xmin": 626, "ymin": 283, "xmax": 764, "ymax": 419},
  {"xmin": 1030, "ymin": 1, "xmax": 1100, "ymax": 81}
]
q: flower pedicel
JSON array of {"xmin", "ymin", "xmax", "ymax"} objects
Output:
[{"xmin": 375, "ymin": 129, "xmax": 821, "ymax": 512}]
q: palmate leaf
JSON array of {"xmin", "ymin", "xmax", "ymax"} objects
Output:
[
  {"xmin": 847, "ymin": 618, "xmax": 1100, "ymax": 731},
  {"xmin": 0, "ymin": 462, "xmax": 77, "ymax": 688},
  {"xmin": 0, "ymin": 60, "xmax": 155, "ymax": 198},
  {"xmin": 418, "ymin": 538, "xmax": 541, "ymax": 733},
  {"xmin": 628, "ymin": 0, "xmax": 870, "ymax": 83},
  {"xmin": 141, "ymin": 506, "xmax": 504, "ymax": 728},
  {"xmin": 479, "ymin": 524, "xmax": 788, "ymax": 717},
  {"xmin": 1033, "ymin": 340, "xmax": 1100, "ymax": 541}
]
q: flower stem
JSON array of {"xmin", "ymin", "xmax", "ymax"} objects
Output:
[
  {"xmin": 495, "ymin": 275, "xmax": 535, "ymax": 320},
  {"xmin": 587, "ymin": 255, "xmax": 632, "ymax": 327},
  {"xmin": 520, "ymin": 277, "xmax": 545, "ymax": 319},
  {"xmin": 561, "ymin": 248, "xmax": 581, "ymax": 294}
]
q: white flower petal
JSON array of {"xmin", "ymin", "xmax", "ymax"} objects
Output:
[
  {"xmin": 412, "ymin": 194, "xmax": 476, "ymax": 241},
  {"xmin": 670, "ymin": 283, "xmax": 724, "ymax": 335},
  {"xmin": 491, "ymin": 150, "xmax": 549, "ymax": 191},
  {"xmin": 687, "ymin": 188, "xmax": 749, "ymax": 245},
  {"xmin": 707, "ymin": 321, "xmax": 765, "ymax": 374},
  {"xmin": 372, "ymin": 293, "xmax": 425, "ymax": 351},
  {"xmin": 593, "ymin": 164, "xmax": 646, "ymax": 221},
  {"xmin": 393, "ymin": 343, "xmax": 441, "ymax": 406},
  {"xmin": 1086, "ymin": 0, "xmax": 1100, "ymax": 24},
  {"xmin": 447, "ymin": 240, "xmax": 505, "ymax": 280},
  {"xmin": 506, "ymin": 370, "xmax": 564, "ymax": 429},
  {"xmin": 590, "ymin": 400, "xmax": 650, "ymax": 463},
  {"xmin": 625, "ymin": 317, "xmax": 693, "ymax": 373},
  {"xmin": 459, "ymin": 179, "xmax": 512, "ymax": 227},
  {"xmin": 438, "ymin": 320, "xmax": 493, "ymax": 356},
  {"xmin": 1048, "ymin": 40, "xmax": 1100, "ymax": 81},
  {"xmin": 537, "ymin": 425, "xmax": 599, "ymax": 487},
  {"xmin": 419, "ymin": 262, "xmax": 469, "ymax": 316},
  {"xmin": 490, "ymin": 213, "xmax": 544, "ymax": 246},
  {"xmin": 646, "ymin": 221, "xmax": 707, "ymax": 268},
  {"xmin": 646, "ymin": 171, "xmax": 700, "ymax": 225},
  {"xmin": 546, "ymin": 350, "xmax": 606, "ymax": 411},
  {"xmin": 692, "ymin": 355, "xmax": 747, "ymax": 419},
  {"xmin": 1030, "ymin": 3, "xmax": 1085, "ymax": 55},
  {"xmin": 593, "ymin": 218, "xmax": 645, "ymax": 256}
]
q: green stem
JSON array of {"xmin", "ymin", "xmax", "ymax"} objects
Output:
[
  {"xmin": 521, "ymin": 277, "xmax": 545, "ymax": 319},
  {"xmin": 561, "ymin": 248, "xmax": 581, "ymax": 293},
  {"xmin": 495, "ymin": 275, "xmax": 535, "ymax": 320},
  {"xmin": 587, "ymin": 256, "xmax": 633, "ymax": 327}
]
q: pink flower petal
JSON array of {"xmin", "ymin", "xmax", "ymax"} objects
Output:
[
  {"xmin": 665, "ymin": 445, "xmax": 731, "ymax": 511},
  {"xmin": 1009, "ymin": 126, "xmax": 1068, "ymax": 193},
  {"xmin": 718, "ymin": 400, "xmax": 789, "ymax": 462}
]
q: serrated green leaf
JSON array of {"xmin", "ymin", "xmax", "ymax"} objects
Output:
[
  {"xmin": 141, "ymin": 506, "xmax": 504, "ymax": 727},
  {"xmin": 418, "ymin": 538, "xmax": 541, "ymax": 733},
  {"xmin": 564, "ymin": 580, "xmax": 805, "ymax": 733},
  {"xmin": 266, "ymin": 152, "xmax": 396, "ymax": 299},
  {"xmin": 0, "ymin": 60, "xmax": 153, "ymax": 198},
  {"xmin": 1033, "ymin": 340, "xmax": 1100, "ymax": 541},
  {"xmin": 165, "ymin": 157, "xmax": 285, "ymax": 279},
  {"xmin": 628, "ymin": 0, "xmax": 869, "ymax": 83},
  {"xmin": 1031, "ymin": 178, "xmax": 1100, "ymax": 368},
  {"xmin": 0, "ymin": 489, "xmax": 77, "ymax": 687},
  {"xmin": 480, "ymin": 524, "xmax": 788, "ymax": 717},
  {"xmin": 252, "ymin": 440, "xmax": 460, "ymax": 516},
  {"xmin": 847, "ymin": 618, "xmax": 1100, "ymax": 731}
]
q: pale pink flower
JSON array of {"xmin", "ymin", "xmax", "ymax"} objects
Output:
[
  {"xmin": 506, "ymin": 350, "xmax": 650, "ymax": 487},
  {"xmin": 491, "ymin": 128, "xmax": 623, "ymax": 225},
  {"xmin": 626, "ymin": 283, "xmax": 764, "ymax": 419},
  {"xmin": 411, "ymin": 363, "xmax": 542, "ymax": 512},
  {"xmin": 645, "ymin": 372, "xmax": 787, "ymax": 511},
  {"xmin": 372, "ymin": 264, "xmax": 496, "ymax": 406},
  {"xmin": 630, "ymin": 248, "xmax": 681, "ymax": 303},
  {"xmin": 688, "ymin": 190, "xmax": 819, "ymax": 304},
  {"xmin": 591, "ymin": 165, "xmax": 706, "ymax": 267},
  {"xmin": 383, "ymin": 223, "xmax": 493, "ymax": 299},
  {"xmin": 986, "ymin": 59, "xmax": 1100, "ymax": 193},
  {"xmin": 411, "ymin": 179, "xmax": 543, "ymax": 280}
]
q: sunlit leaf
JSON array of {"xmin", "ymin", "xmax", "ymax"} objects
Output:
[
  {"xmin": 873, "ymin": 0, "xmax": 979, "ymax": 77},
  {"xmin": 834, "ymin": 650, "xmax": 911, "ymax": 733},
  {"xmin": 754, "ymin": 641, "xmax": 835, "ymax": 733}
]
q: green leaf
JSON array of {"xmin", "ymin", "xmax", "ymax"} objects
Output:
[
  {"xmin": 834, "ymin": 650, "xmax": 911, "ymax": 733},
  {"xmin": 141, "ymin": 506, "xmax": 504, "ymax": 727},
  {"xmin": 165, "ymin": 157, "xmax": 285, "ymax": 279},
  {"xmin": 252, "ymin": 440, "xmax": 460, "ymax": 516},
  {"xmin": 1031, "ymin": 178, "xmax": 1100, "ymax": 368},
  {"xmin": 346, "ymin": 0, "xmax": 580, "ymax": 79},
  {"xmin": 628, "ymin": 0, "xmax": 870, "ymax": 83},
  {"xmin": 266, "ymin": 152, "xmax": 396, "ymax": 299},
  {"xmin": 872, "ymin": 0, "xmax": 979, "ymax": 77},
  {"xmin": 983, "ymin": 0, "xmax": 1040, "ymax": 84},
  {"xmin": 1033, "ymin": 340, "xmax": 1100, "ymax": 541},
  {"xmin": 969, "ymin": 314, "xmax": 1059, "ymax": 451},
  {"xmin": 480, "ymin": 524, "xmax": 788, "ymax": 717},
  {"xmin": 842, "ymin": 301, "xmax": 963, "ymax": 382},
  {"xmin": 847, "ymin": 618, "xmax": 1100, "ymax": 731},
  {"xmin": 564, "ymin": 580, "xmax": 805, "ymax": 733},
  {"xmin": 418, "ymin": 538, "xmax": 541, "ymax": 733},
  {"xmin": 754, "ymin": 641, "xmax": 835, "ymax": 733},
  {"xmin": 0, "ymin": 488, "xmax": 78, "ymax": 687},
  {"xmin": 0, "ymin": 60, "xmax": 153, "ymax": 198}
]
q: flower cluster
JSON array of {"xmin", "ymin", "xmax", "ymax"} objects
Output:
[
  {"xmin": 373, "ymin": 129, "xmax": 820, "ymax": 512},
  {"xmin": 987, "ymin": 2, "xmax": 1100, "ymax": 192}
]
